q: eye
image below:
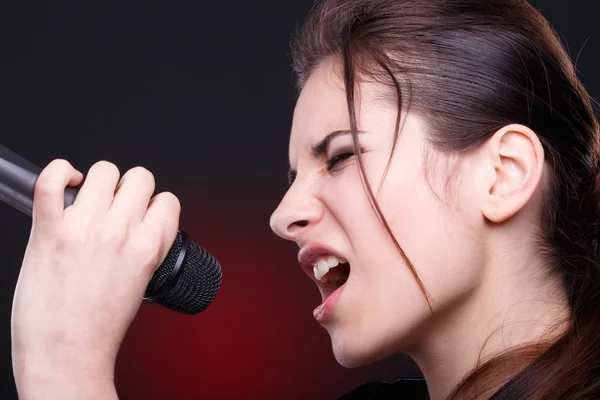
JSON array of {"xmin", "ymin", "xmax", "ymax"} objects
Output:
[
  {"xmin": 287, "ymin": 170, "xmax": 297, "ymax": 186},
  {"xmin": 326, "ymin": 152, "xmax": 355, "ymax": 171}
]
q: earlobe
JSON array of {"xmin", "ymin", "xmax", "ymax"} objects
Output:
[{"xmin": 481, "ymin": 124, "xmax": 544, "ymax": 223}]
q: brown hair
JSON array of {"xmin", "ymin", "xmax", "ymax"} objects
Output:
[{"xmin": 291, "ymin": 0, "xmax": 600, "ymax": 398}]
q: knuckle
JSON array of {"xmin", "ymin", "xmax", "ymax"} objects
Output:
[
  {"xmin": 55, "ymin": 230, "xmax": 85, "ymax": 251},
  {"xmin": 132, "ymin": 235, "xmax": 162, "ymax": 263},
  {"xmin": 159, "ymin": 192, "xmax": 181, "ymax": 213},
  {"xmin": 90, "ymin": 160, "xmax": 120, "ymax": 177},
  {"xmin": 47, "ymin": 158, "xmax": 72, "ymax": 171},
  {"xmin": 100, "ymin": 226, "xmax": 129, "ymax": 248},
  {"xmin": 35, "ymin": 159, "xmax": 71, "ymax": 197},
  {"xmin": 130, "ymin": 166, "xmax": 154, "ymax": 180},
  {"xmin": 120, "ymin": 167, "xmax": 155, "ymax": 191},
  {"xmin": 34, "ymin": 179, "xmax": 58, "ymax": 198}
]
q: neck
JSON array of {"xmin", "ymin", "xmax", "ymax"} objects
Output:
[{"xmin": 408, "ymin": 246, "xmax": 570, "ymax": 400}]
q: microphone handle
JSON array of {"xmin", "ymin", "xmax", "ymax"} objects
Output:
[{"xmin": 0, "ymin": 145, "xmax": 78, "ymax": 215}]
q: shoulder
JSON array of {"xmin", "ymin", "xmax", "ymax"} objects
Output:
[{"xmin": 339, "ymin": 378, "xmax": 429, "ymax": 400}]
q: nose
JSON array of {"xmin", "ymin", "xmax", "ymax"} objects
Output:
[{"xmin": 270, "ymin": 183, "xmax": 324, "ymax": 242}]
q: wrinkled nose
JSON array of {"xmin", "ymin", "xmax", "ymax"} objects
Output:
[{"xmin": 269, "ymin": 184, "xmax": 323, "ymax": 242}]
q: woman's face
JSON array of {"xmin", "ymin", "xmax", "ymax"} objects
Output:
[{"xmin": 270, "ymin": 59, "xmax": 487, "ymax": 367}]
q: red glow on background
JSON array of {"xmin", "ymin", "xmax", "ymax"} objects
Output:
[{"xmin": 113, "ymin": 177, "xmax": 417, "ymax": 399}]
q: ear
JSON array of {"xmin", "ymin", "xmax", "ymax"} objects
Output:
[{"xmin": 481, "ymin": 124, "xmax": 545, "ymax": 223}]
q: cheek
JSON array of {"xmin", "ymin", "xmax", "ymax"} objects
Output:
[
  {"xmin": 377, "ymin": 157, "xmax": 485, "ymax": 310},
  {"xmin": 319, "ymin": 146, "xmax": 485, "ymax": 362},
  {"xmin": 319, "ymin": 163, "xmax": 433, "ymax": 361}
]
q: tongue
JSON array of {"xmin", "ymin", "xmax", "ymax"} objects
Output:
[
  {"xmin": 326, "ymin": 267, "xmax": 343, "ymax": 282},
  {"xmin": 320, "ymin": 264, "xmax": 349, "ymax": 289},
  {"xmin": 330, "ymin": 263, "xmax": 350, "ymax": 284}
]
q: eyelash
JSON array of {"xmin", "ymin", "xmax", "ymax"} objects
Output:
[
  {"xmin": 287, "ymin": 148, "xmax": 361, "ymax": 186},
  {"xmin": 326, "ymin": 151, "xmax": 355, "ymax": 171}
]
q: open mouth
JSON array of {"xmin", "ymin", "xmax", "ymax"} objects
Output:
[
  {"xmin": 298, "ymin": 244, "xmax": 351, "ymax": 302},
  {"xmin": 317, "ymin": 262, "xmax": 350, "ymax": 307},
  {"xmin": 298, "ymin": 245, "xmax": 351, "ymax": 322},
  {"xmin": 314, "ymin": 257, "xmax": 350, "ymax": 289}
]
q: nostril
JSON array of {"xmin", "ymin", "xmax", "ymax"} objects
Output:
[{"xmin": 288, "ymin": 219, "xmax": 309, "ymax": 234}]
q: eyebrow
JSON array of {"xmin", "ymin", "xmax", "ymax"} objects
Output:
[
  {"xmin": 287, "ymin": 129, "xmax": 363, "ymax": 184},
  {"xmin": 312, "ymin": 129, "xmax": 356, "ymax": 158}
]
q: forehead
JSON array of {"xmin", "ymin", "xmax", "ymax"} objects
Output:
[{"xmin": 289, "ymin": 60, "xmax": 352, "ymax": 162}]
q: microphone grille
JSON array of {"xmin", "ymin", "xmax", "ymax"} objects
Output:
[{"xmin": 144, "ymin": 232, "xmax": 222, "ymax": 314}]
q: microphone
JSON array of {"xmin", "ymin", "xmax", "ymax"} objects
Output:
[{"xmin": 0, "ymin": 144, "xmax": 222, "ymax": 315}]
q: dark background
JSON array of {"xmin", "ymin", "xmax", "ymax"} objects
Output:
[{"xmin": 0, "ymin": 1, "xmax": 598, "ymax": 399}]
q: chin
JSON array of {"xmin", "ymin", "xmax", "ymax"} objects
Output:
[{"xmin": 328, "ymin": 328, "xmax": 389, "ymax": 368}]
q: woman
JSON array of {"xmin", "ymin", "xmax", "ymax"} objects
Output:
[{"xmin": 11, "ymin": 0, "xmax": 600, "ymax": 399}]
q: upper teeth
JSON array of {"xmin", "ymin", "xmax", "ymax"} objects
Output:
[{"xmin": 313, "ymin": 256, "xmax": 347, "ymax": 283}]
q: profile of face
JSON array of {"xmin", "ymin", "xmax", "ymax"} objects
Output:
[{"xmin": 269, "ymin": 58, "xmax": 531, "ymax": 368}]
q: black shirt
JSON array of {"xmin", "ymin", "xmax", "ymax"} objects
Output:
[
  {"xmin": 340, "ymin": 379, "xmax": 428, "ymax": 399},
  {"xmin": 340, "ymin": 378, "xmax": 513, "ymax": 399}
]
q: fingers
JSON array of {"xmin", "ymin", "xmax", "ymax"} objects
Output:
[
  {"xmin": 33, "ymin": 159, "xmax": 84, "ymax": 228},
  {"xmin": 109, "ymin": 167, "xmax": 156, "ymax": 223},
  {"xmin": 34, "ymin": 159, "xmax": 179, "ymax": 270},
  {"xmin": 142, "ymin": 191, "xmax": 181, "ymax": 266},
  {"xmin": 73, "ymin": 161, "xmax": 121, "ymax": 214},
  {"xmin": 18, "ymin": 162, "xmax": 182, "ymax": 383}
]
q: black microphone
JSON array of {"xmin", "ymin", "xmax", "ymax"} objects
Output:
[{"xmin": 0, "ymin": 144, "xmax": 222, "ymax": 315}]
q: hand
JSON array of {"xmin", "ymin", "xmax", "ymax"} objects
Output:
[{"xmin": 11, "ymin": 159, "xmax": 180, "ymax": 398}]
